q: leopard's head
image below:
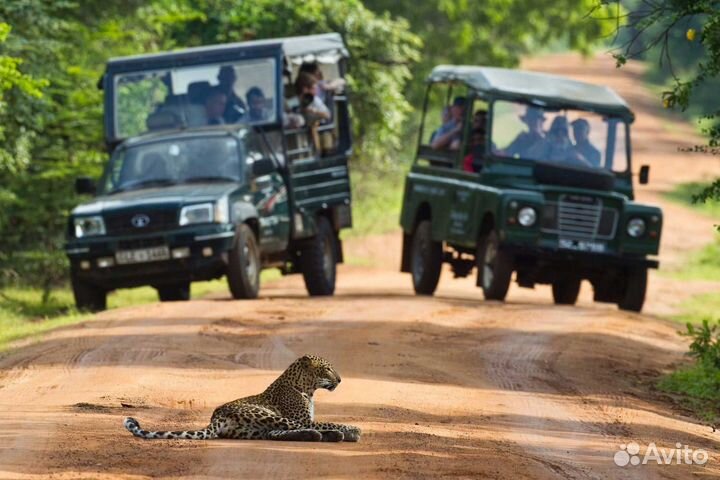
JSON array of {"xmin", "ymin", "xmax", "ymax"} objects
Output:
[{"xmin": 296, "ymin": 354, "xmax": 342, "ymax": 392}]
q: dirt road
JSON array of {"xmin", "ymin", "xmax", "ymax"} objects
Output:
[{"xmin": 1, "ymin": 54, "xmax": 719, "ymax": 479}]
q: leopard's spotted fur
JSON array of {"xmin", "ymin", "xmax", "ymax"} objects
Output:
[{"xmin": 123, "ymin": 355, "xmax": 361, "ymax": 442}]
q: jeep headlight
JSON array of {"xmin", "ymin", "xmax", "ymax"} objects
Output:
[
  {"xmin": 517, "ymin": 207, "xmax": 537, "ymax": 227},
  {"xmin": 626, "ymin": 217, "xmax": 646, "ymax": 238},
  {"xmin": 214, "ymin": 198, "xmax": 229, "ymax": 224},
  {"xmin": 179, "ymin": 203, "xmax": 214, "ymax": 226},
  {"xmin": 74, "ymin": 216, "xmax": 105, "ymax": 238}
]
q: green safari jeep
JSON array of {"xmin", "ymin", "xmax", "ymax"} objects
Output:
[
  {"xmin": 400, "ymin": 65, "xmax": 662, "ymax": 312},
  {"xmin": 66, "ymin": 34, "xmax": 353, "ymax": 311}
]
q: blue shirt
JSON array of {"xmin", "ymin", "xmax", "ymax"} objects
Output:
[{"xmin": 430, "ymin": 120, "xmax": 459, "ymax": 143}]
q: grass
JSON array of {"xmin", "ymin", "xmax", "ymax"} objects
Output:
[
  {"xmin": 343, "ymin": 161, "xmax": 410, "ymax": 238},
  {"xmin": 655, "ymin": 181, "xmax": 720, "ymax": 420},
  {"xmin": 672, "ymin": 293, "xmax": 720, "ymax": 326},
  {"xmin": 662, "ymin": 181, "xmax": 720, "ymax": 219},
  {"xmin": 660, "ymin": 181, "xmax": 720, "ymax": 323},
  {"xmin": 0, "ymin": 271, "xmax": 280, "ymax": 352},
  {"xmin": 658, "ymin": 361, "xmax": 720, "ymax": 423},
  {"xmin": 657, "ymin": 320, "xmax": 720, "ymax": 424}
]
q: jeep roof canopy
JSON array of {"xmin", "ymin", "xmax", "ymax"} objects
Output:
[
  {"xmin": 428, "ymin": 65, "xmax": 634, "ymax": 121},
  {"xmin": 105, "ymin": 33, "xmax": 349, "ymax": 71}
]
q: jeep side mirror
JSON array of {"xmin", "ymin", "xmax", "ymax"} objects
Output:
[
  {"xmin": 75, "ymin": 177, "xmax": 96, "ymax": 195},
  {"xmin": 639, "ymin": 165, "xmax": 650, "ymax": 185},
  {"xmin": 252, "ymin": 158, "xmax": 276, "ymax": 177}
]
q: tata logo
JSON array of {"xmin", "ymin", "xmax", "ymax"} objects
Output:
[{"xmin": 131, "ymin": 214, "xmax": 151, "ymax": 228}]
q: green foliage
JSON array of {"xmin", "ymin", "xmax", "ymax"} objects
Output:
[
  {"xmin": 659, "ymin": 318, "xmax": 720, "ymax": 421},
  {"xmin": 0, "ymin": 277, "xmax": 235, "ymax": 350},
  {"xmin": 610, "ymin": 1, "xmax": 720, "ymax": 212},
  {"xmin": 365, "ymin": 0, "xmax": 620, "ymax": 102},
  {"xmin": 663, "ymin": 182, "xmax": 720, "ymax": 235},
  {"xmin": 344, "ymin": 161, "xmax": 410, "ymax": 239},
  {"xmin": 684, "ymin": 319, "xmax": 720, "ymax": 368},
  {"xmin": 610, "ymin": 1, "xmax": 720, "ymax": 150}
]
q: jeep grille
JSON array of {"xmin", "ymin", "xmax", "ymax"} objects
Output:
[
  {"xmin": 541, "ymin": 195, "xmax": 617, "ymax": 240},
  {"xmin": 104, "ymin": 210, "xmax": 178, "ymax": 236}
]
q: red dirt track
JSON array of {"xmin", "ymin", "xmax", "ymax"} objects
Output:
[{"xmin": 0, "ymin": 53, "xmax": 719, "ymax": 479}]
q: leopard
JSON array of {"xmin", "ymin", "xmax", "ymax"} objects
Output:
[{"xmin": 123, "ymin": 354, "xmax": 361, "ymax": 442}]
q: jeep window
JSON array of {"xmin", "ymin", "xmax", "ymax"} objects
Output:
[
  {"xmin": 490, "ymin": 100, "xmax": 628, "ymax": 173},
  {"xmin": 417, "ymin": 82, "xmax": 469, "ymax": 168},
  {"xmin": 114, "ymin": 58, "xmax": 278, "ymax": 138},
  {"xmin": 100, "ymin": 136, "xmax": 243, "ymax": 194}
]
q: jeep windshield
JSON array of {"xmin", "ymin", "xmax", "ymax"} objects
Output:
[
  {"xmin": 491, "ymin": 100, "xmax": 628, "ymax": 173},
  {"xmin": 99, "ymin": 136, "xmax": 244, "ymax": 195},
  {"xmin": 113, "ymin": 57, "xmax": 278, "ymax": 139}
]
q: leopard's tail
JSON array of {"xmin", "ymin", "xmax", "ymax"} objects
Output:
[{"xmin": 124, "ymin": 417, "xmax": 216, "ymax": 440}]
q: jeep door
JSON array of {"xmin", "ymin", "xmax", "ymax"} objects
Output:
[{"xmin": 246, "ymin": 130, "xmax": 290, "ymax": 252}]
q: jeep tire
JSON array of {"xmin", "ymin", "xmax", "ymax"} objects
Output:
[
  {"xmin": 71, "ymin": 272, "xmax": 107, "ymax": 312},
  {"xmin": 552, "ymin": 277, "xmax": 581, "ymax": 305},
  {"xmin": 410, "ymin": 220, "xmax": 443, "ymax": 295},
  {"xmin": 300, "ymin": 216, "xmax": 337, "ymax": 296},
  {"xmin": 618, "ymin": 267, "xmax": 647, "ymax": 312},
  {"xmin": 157, "ymin": 283, "xmax": 190, "ymax": 302},
  {"xmin": 477, "ymin": 230, "xmax": 513, "ymax": 301},
  {"xmin": 227, "ymin": 224, "xmax": 261, "ymax": 299}
]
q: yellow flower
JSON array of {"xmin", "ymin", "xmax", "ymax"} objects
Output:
[
  {"xmin": 687, "ymin": 28, "xmax": 697, "ymax": 41},
  {"xmin": 663, "ymin": 98, "xmax": 670, "ymax": 109}
]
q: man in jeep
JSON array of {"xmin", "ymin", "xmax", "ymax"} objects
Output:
[
  {"xmin": 504, "ymin": 106, "xmax": 546, "ymax": 158},
  {"xmin": 572, "ymin": 118, "xmax": 601, "ymax": 167}
]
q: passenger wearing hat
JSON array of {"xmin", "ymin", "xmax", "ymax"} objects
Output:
[
  {"xmin": 430, "ymin": 96, "xmax": 467, "ymax": 150},
  {"xmin": 505, "ymin": 106, "xmax": 546, "ymax": 158},
  {"xmin": 530, "ymin": 116, "xmax": 578, "ymax": 163},
  {"xmin": 571, "ymin": 118, "xmax": 601, "ymax": 167}
]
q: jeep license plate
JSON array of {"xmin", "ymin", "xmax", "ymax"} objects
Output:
[
  {"xmin": 558, "ymin": 238, "xmax": 606, "ymax": 253},
  {"xmin": 116, "ymin": 246, "xmax": 170, "ymax": 265}
]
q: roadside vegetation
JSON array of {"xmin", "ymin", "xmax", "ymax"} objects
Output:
[
  {"xmin": 345, "ymin": 161, "xmax": 411, "ymax": 239},
  {"xmin": 659, "ymin": 319, "xmax": 720, "ymax": 424},
  {"xmin": 0, "ymin": 272, "xmax": 281, "ymax": 352},
  {"xmin": 655, "ymin": 181, "xmax": 720, "ymax": 421},
  {"xmin": 661, "ymin": 182, "xmax": 720, "ymax": 321}
]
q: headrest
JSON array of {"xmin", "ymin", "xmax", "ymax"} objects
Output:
[{"xmin": 188, "ymin": 81, "xmax": 212, "ymax": 104}]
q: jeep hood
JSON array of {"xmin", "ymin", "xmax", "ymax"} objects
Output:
[{"xmin": 72, "ymin": 183, "xmax": 239, "ymax": 216}]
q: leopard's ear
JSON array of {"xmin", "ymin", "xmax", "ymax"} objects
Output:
[{"xmin": 299, "ymin": 355, "xmax": 313, "ymax": 367}]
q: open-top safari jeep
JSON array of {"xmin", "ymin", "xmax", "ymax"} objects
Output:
[
  {"xmin": 66, "ymin": 33, "xmax": 353, "ymax": 311},
  {"xmin": 400, "ymin": 65, "xmax": 662, "ymax": 312}
]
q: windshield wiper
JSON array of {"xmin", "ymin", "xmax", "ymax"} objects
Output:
[
  {"xmin": 182, "ymin": 176, "xmax": 238, "ymax": 183},
  {"xmin": 109, "ymin": 178, "xmax": 177, "ymax": 194}
]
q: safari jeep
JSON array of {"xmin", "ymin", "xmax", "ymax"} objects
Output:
[
  {"xmin": 400, "ymin": 66, "xmax": 662, "ymax": 312},
  {"xmin": 65, "ymin": 34, "xmax": 353, "ymax": 311}
]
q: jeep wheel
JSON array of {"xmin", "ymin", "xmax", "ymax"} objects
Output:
[
  {"xmin": 477, "ymin": 230, "xmax": 513, "ymax": 301},
  {"xmin": 157, "ymin": 283, "xmax": 190, "ymax": 302},
  {"xmin": 552, "ymin": 277, "xmax": 581, "ymax": 305},
  {"xmin": 300, "ymin": 216, "xmax": 337, "ymax": 296},
  {"xmin": 227, "ymin": 224, "xmax": 261, "ymax": 299},
  {"xmin": 71, "ymin": 272, "xmax": 107, "ymax": 312},
  {"xmin": 410, "ymin": 220, "xmax": 443, "ymax": 295},
  {"xmin": 618, "ymin": 267, "xmax": 647, "ymax": 312}
]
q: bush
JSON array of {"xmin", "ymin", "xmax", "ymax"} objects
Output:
[
  {"xmin": 684, "ymin": 319, "xmax": 720, "ymax": 369},
  {"xmin": 659, "ymin": 319, "xmax": 720, "ymax": 421}
]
